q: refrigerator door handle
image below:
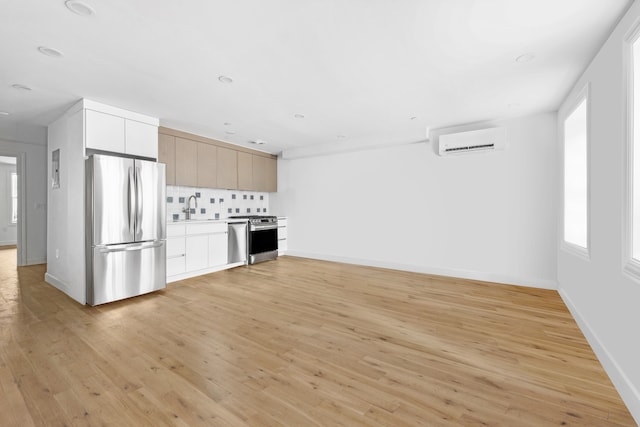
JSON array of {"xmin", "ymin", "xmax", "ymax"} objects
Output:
[
  {"xmin": 128, "ymin": 167, "xmax": 136, "ymax": 236},
  {"xmin": 135, "ymin": 166, "xmax": 143, "ymax": 237},
  {"xmin": 96, "ymin": 241, "xmax": 164, "ymax": 254}
]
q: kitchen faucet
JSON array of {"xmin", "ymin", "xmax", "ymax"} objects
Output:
[{"xmin": 184, "ymin": 195, "xmax": 198, "ymax": 220}]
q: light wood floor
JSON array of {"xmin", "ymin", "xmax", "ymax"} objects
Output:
[{"xmin": 0, "ymin": 247, "xmax": 635, "ymax": 426}]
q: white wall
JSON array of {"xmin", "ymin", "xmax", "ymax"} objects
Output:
[
  {"xmin": 0, "ymin": 132, "xmax": 47, "ymax": 265},
  {"xmin": 0, "ymin": 162, "xmax": 17, "ymax": 245},
  {"xmin": 273, "ymin": 112, "xmax": 558, "ymax": 289},
  {"xmin": 557, "ymin": 2, "xmax": 640, "ymax": 423},
  {"xmin": 46, "ymin": 106, "xmax": 86, "ymax": 304}
]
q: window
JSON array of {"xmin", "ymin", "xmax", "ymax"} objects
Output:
[
  {"xmin": 563, "ymin": 92, "xmax": 589, "ymax": 253},
  {"xmin": 11, "ymin": 172, "xmax": 17, "ymax": 224},
  {"xmin": 627, "ymin": 28, "xmax": 640, "ymax": 270}
]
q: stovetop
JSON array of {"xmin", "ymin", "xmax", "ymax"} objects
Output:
[
  {"xmin": 228, "ymin": 215, "xmax": 277, "ymax": 219},
  {"xmin": 228, "ymin": 215, "xmax": 277, "ymax": 224}
]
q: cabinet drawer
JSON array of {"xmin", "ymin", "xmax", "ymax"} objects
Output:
[
  {"xmin": 167, "ymin": 223, "xmax": 186, "ymax": 237},
  {"xmin": 277, "ymin": 226, "xmax": 287, "ymax": 240},
  {"xmin": 186, "ymin": 222, "xmax": 227, "ymax": 235},
  {"xmin": 167, "ymin": 236, "xmax": 185, "ymax": 258},
  {"xmin": 278, "ymin": 238, "xmax": 288, "ymax": 252},
  {"xmin": 167, "ymin": 256, "xmax": 185, "ymax": 277}
]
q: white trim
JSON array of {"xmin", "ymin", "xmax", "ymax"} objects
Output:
[
  {"xmin": 10, "ymin": 171, "xmax": 17, "ymax": 224},
  {"xmin": 17, "ymin": 152, "xmax": 26, "ymax": 266},
  {"xmin": 559, "ymin": 289, "xmax": 640, "ymax": 425},
  {"xmin": 560, "ymin": 240, "xmax": 591, "ymax": 261},
  {"xmin": 0, "ymin": 150, "xmax": 27, "ymax": 266},
  {"xmin": 559, "ymin": 83, "xmax": 591, "ymax": 259},
  {"xmin": 166, "ymin": 261, "xmax": 246, "ymax": 284},
  {"xmin": 78, "ymin": 99, "xmax": 159, "ymax": 126},
  {"xmin": 623, "ymin": 21, "xmax": 640, "ymax": 283},
  {"xmin": 44, "ymin": 272, "xmax": 68, "ymax": 293},
  {"xmin": 0, "ymin": 240, "xmax": 17, "ymax": 246},
  {"xmin": 286, "ymin": 251, "xmax": 558, "ymax": 290}
]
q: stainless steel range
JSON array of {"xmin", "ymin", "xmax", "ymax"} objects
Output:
[{"xmin": 229, "ymin": 215, "xmax": 278, "ymax": 264}]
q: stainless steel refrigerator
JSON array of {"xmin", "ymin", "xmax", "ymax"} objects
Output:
[{"xmin": 86, "ymin": 154, "xmax": 166, "ymax": 305}]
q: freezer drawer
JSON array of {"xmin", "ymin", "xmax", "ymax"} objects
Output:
[{"xmin": 89, "ymin": 241, "xmax": 166, "ymax": 305}]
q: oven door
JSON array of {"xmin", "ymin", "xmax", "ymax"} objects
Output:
[{"xmin": 248, "ymin": 225, "xmax": 278, "ymax": 264}]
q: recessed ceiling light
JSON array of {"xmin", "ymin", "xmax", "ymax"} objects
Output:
[
  {"xmin": 12, "ymin": 84, "xmax": 32, "ymax": 91},
  {"xmin": 0, "ymin": 111, "xmax": 9, "ymax": 116},
  {"xmin": 508, "ymin": 102, "xmax": 521, "ymax": 108},
  {"xmin": 337, "ymin": 134, "xmax": 347, "ymax": 139},
  {"xmin": 410, "ymin": 116, "xmax": 417, "ymax": 120},
  {"xmin": 251, "ymin": 139, "xmax": 267, "ymax": 145},
  {"xmin": 218, "ymin": 75, "xmax": 233, "ymax": 84},
  {"xmin": 38, "ymin": 46, "xmax": 64, "ymax": 58},
  {"xmin": 65, "ymin": 0, "xmax": 95, "ymax": 16},
  {"xmin": 225, "ymin": 130, "xmax": 236, "ymax": 135},
  {"xmin": 223, "ymin": 122, "xmax": 232, "ymax": 126},
  {"xmin": 515, "ymin": 53, "xmax": 535, "ymax": 63},
  {"xmin": 294, "ymin": 113, "xmax": 305, "ymax": 119}
]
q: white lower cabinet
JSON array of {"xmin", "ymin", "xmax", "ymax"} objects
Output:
[
  {"xmin": 208, "ymin": 232, "xmax": 228, "ymax": 267},
  {"xmin": 167, "ymin": 221, "xmax": 237, "ymax": 283},
  {"xmin": 167, "ymin": 236, "xmax": 186, "ymax": 276},
  {"xmin": 277, "ymin": 217, "xmax": 288, "ymax": 255},
  {"xmin": 167, "ymin": 256, "xmax": 186, "ymax": 277},
  {"xmin": 186, "ymin": 235, "xmax": 208, "ymax": 271}
]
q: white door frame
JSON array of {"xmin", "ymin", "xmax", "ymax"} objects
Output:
[{"xmin": 0, "ymin": 150, "xmax": 27, "ymax": 266}]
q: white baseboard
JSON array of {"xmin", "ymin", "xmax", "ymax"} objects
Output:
[
  {"xmin": 44, "ymin": 272, "xmax": 86, "ymax": 305},
  {"xmin": 559, "ymin": 289, "xmax": 640, "ymax": 425},
  {"xmin": 44, "ymin": 272, "xmax": 68, "ymax": 293},
  {"xmin": 0, "ymin": 240, "xmax": 17, "ymax": 246},
  {"xmin": 286, "ymin": 251, "xmax": 558, "ymax": 290},
  {"xmin": 167, "ymin": 261, "xmax": 246, "ymax": 284}
]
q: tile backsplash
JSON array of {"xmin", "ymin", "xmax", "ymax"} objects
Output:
[{"xmin": 166, "ymin": 186, "xmax": 270, "ymax": 221}]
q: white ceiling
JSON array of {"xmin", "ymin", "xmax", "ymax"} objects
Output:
[{"xmin": 0, "ymin": 0, "xmax": 633, "ymax": 155}]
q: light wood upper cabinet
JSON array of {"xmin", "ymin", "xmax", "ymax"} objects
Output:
[
  {"xmin": 197, "ymin": 143, "xmax": 217, "ymax": 188},
  {"xmin": 159, "ymin": 127, "xmax": 277, "ymax": 192},
  {"xmin": 265, "ymin": 157, "xmax": 277, "ymax": 192},
  {"xmin": 237, "ymin": 151, "xmax": 253, "ymax": 190},
  {"xmin": 158, "ymin": 134, "xmax": 176, "ymax": 185},
  {"xmin": 252, "ymin": 155, "xmax": 267, "ymax": 192},
  {"xmin": 217, "ymin": 147, "xmax": 238, "ymax": 189},
  {"xmin": 251, "ymin": 155, "xmax": 277, "ymax": 192},
  {"xmin": 175, "ymin": 137, "xmax": 198, "ymax": 186}
]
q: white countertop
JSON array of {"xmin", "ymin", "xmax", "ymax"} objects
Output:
[{"xmin": 168, "ymin": 218, "xmax": 248, "ymax": 225}]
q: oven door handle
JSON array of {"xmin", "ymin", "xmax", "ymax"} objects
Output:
[{"xmin": 251, "ymin": 224, "xmax": 277, "ymax": 231}]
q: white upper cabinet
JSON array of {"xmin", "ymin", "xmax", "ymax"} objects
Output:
[
  {"xmin": 125, "ymin": 119, "xmax": 158, "ymax": 159},
  {"xmin": 83, "ymin": 100, "xmax": 159, "ymax": 159},
  {"xmin": 85, "ymin": 110, "xmax": 125, "ymax": 153}
]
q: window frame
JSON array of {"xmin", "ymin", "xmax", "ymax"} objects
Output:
[
  {"xmin": 10, "ymin": 171, "xmax": 17, "ymax": 224},
  {"xmin": 560, "ymin": 83, "xmax": 591, "ymax": 260},
  {"xmin": 623, "ymin": 22, "xmax": 640, "ymax": 280}
]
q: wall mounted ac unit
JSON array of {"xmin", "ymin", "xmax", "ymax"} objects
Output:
[{"xmin": 438, "ymin": 127, "xmax": 506, "ymax": 156}]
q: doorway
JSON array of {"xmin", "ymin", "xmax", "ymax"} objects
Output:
[{"xmin": 0, "ymin": 153, "xmax": 25, "ymax": 266}]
